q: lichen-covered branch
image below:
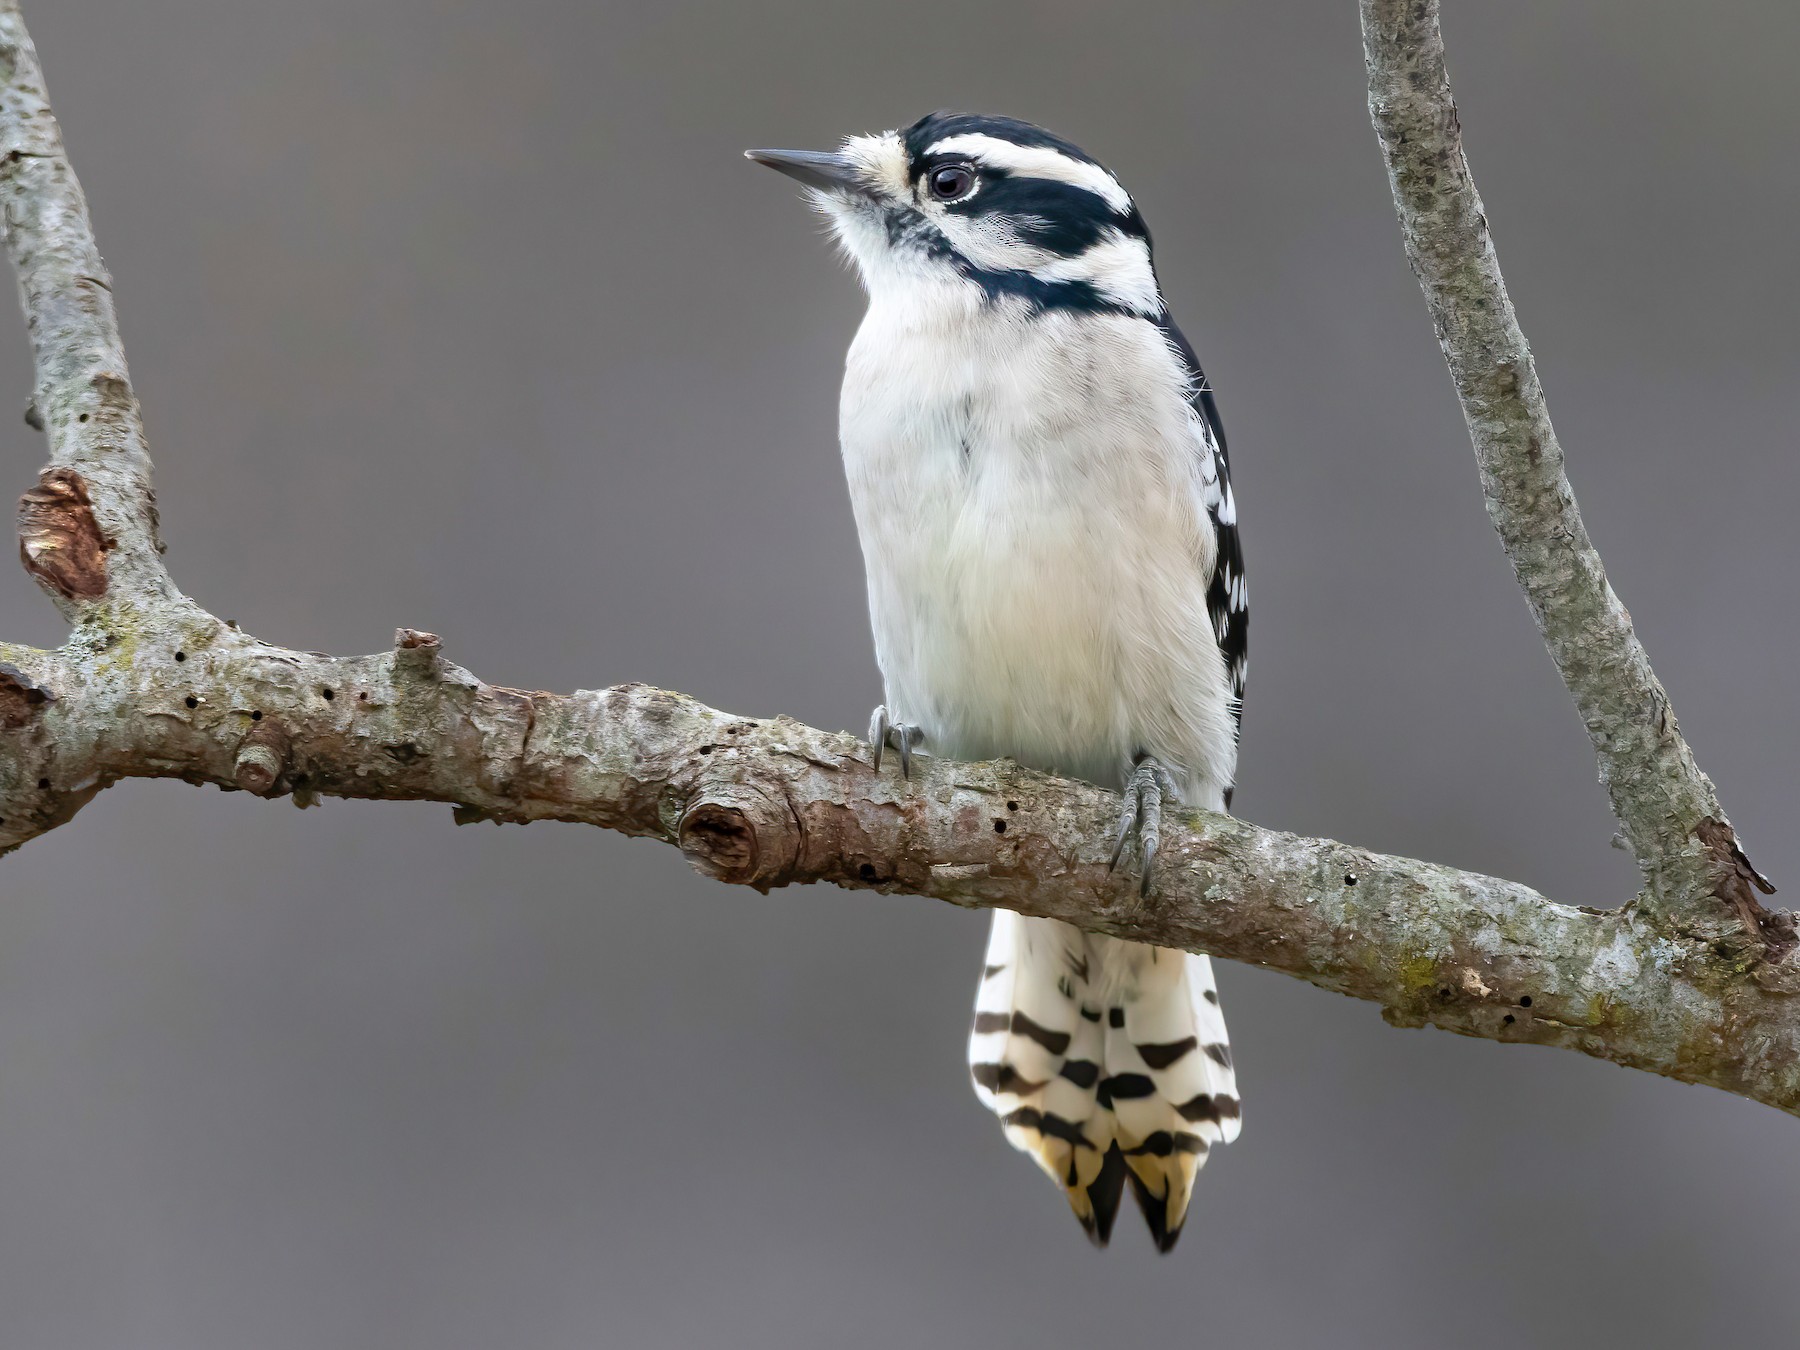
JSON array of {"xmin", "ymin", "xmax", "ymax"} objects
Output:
[
  {"xmin": 0, "ymin": 3, "xmax": 171, "ymax": 614},
  {"xmin": 0, "ymin": 0, "xmax": 1796, "ymax": 1122},
  {"xmin": 1359, "ymin": 0, "xmax": 1778, "ymax": 938},
  {"xmin": 5, "ymin": 625, "xmax": 1800, "ymax": 1113}
]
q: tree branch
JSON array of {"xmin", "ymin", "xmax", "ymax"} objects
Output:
[
  {"xmin": 1, "ymin": 0, "xmax": 1796, "ymax": 1119},
  {"xmin": 0, "ymin": 5, "xmax": 171, "ymax": 613},
  {"xmin": 1359, "ymin": 0, "xmax": 1778, "ymax": 938},
  {"xmin": 6, "ymin": 627, "xmax": 1800, "ymax": 1113}
]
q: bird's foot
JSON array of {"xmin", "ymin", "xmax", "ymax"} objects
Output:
[
  {"xmin": 1110, "ymin": 754, "xmax": 1178, "ymax": 897},
  {"xmin": 868, "ymin": 705, "xmax": 925, "ymax": 779}
]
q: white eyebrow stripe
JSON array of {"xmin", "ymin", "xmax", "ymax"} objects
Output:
[{"xmin": 922, "ymin": 134, "xmax": 1133, "ymax": 212}]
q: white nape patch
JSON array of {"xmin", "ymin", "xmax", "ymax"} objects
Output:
[
  {"xmin": 1024, "ymin": 232, "xmax": 1161, "ymax": 316},
  {"xmin": 925, "ymin": 133, "xmax": 1133, "ymax": 213}
]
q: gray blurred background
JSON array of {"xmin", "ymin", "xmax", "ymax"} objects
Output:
[{"xmin": 2, "ymin": 1, "xmax": 1796, "ymax": 1345}]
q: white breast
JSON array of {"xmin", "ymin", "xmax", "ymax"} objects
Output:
[{"xmin": 839, "ymin": 285, "xmax": 1238, "ymax": 803}]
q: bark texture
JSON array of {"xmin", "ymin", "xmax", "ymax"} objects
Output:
[
  {"xmin": 1360, "ymin": 0, "xmax": 1778, "ymax": 937},
  {"xmin": 0, "ymin": 0, "xmax": 1796, "ymax": 1117}
]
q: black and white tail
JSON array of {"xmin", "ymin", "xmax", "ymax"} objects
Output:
[{"xmin": 968, "ymin": 912, "xmax": 1240, "ymax": 1251}]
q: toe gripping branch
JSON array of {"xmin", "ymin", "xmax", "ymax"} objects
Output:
[
  {"xmin": 868, "ymin": 704, "xmax": 924, "ymax": 779},
  {"xmin": 1111, "ymin": 754, "xmax": 1177, "ymax": 897}
]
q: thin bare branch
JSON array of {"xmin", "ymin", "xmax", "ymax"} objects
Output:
[
  {"xmin": 1359, "ymin": 0, "xmax": 1777, "ymax": 938},
  {"xmin": 0, "ymin": 2, "xmax": 171, "ymax": 613}
]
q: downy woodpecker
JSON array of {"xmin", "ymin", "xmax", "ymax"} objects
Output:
[{"xmin": 750, "ymin": 112, "xmax": 1245, "ymax": 1252}]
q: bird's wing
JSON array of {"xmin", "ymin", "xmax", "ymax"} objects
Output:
[{"xmin": 1161, "ymin": 318, "xmax": 1247, "ymax": 752}]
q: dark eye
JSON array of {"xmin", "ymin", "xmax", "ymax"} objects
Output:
[{"xmin": 928, "ymin": 164, "xmax": 976, "ymax": 201}]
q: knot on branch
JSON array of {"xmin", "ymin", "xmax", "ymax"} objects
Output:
[
  {"xmin": 1696, "ymin": 817, "xmax": 1791, "ymax": 953},
  {"xmin": 18, "ymin": 466, "xmax": 106, "ymax": 600},
  {"xmin": 89, "ymin": 370, "xmax": 132, "ymax": 407},
  {"xmin": 0, "ymin": 662, "xmax": 53, "ymax": 730},
  {"xmin": 677, "ymin": 784, "xmax": 800, "ymax": 892},
  {"xmin": 233, "ymin": 719, "xmax": 291, "ymax": 796},
  {"xmin": 393, "ymin": 628, "xmax": 441, "ymax": 676}
]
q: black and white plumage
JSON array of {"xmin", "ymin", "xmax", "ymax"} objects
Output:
[{"xmin": 750, "ymin": 112, "xmax": 1245, "ymax": 1251}]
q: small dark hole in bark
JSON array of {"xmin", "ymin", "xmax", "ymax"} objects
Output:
[
  {"xmin": 293, "ymin": 774, "xmax": 309, "ymax": 787},
  {"xmin": 37, "ymin": 778, "xmax": 49, "ymax": 790},
  {"xmin": 174, "ymin": 651, "xmax": 185, "ymax": 661},
  {"xmin": 184, "ymin": 696, "xmax": 197, "ymax": 709},
  {"xmin": 1006, "ymin": 800, "xmax": 1018, "ymax": 811},
  {"xmin": 1519, "ymin": 995, "xmax": 1532, "ymax": 1007},
  {"xmin": 699, "ymin": 745, "xmax": 712, "ymax": 755},
  {"xmin": 858, "ymin": 863, "xmax": 878, "ymax": 882},
  {"xmin": 357, "ymin": 692, "xmax": 367, "ymax": 701},
  {"xmin": 1344, "ymin": 873, "xmax": 1358, "ymax": 885},
  {"xmin": 250, "ymin": 710, "xmax": 262, "ymax": 721},
  {"xmin": 1503, "ymin": 1014, "xmax": 1515, "ymax": 1025},
  {"xmin": 1437, "ymin": 987, "xmax": 1451, "ymax": 1000},
  {"xmin": 77, "ymin": 412, "xmax": 88, "ymax": 423},
  {"xmin": 322, "ymin": 688, "xmax": 334, "ymax": 700},
  {"xmin": 993, "ymin": 819, "xmax": 1007, "ymax": 833}
]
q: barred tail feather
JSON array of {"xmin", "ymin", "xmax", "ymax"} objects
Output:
[
  {"xmin": 968, "ymin": 911, "xmax": 1123, "ymax": 1243},
  {"xmin": 1097, "ymin": 940, "xmax": 1240, "ymax": 1252},
  {"xmin": 969, "ymin": 915, "xmax": 1240, "ymax": 1252}
]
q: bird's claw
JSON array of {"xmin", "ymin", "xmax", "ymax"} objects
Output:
[
  {"xmin": 1110, "ymin": 754, "xmax": 1176, "ymax": 897},
  {"xmin": 868, "ymin": 705, "xmax": 924, "ymax": 779}
]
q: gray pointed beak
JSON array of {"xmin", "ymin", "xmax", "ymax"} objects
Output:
[{"xmin": 745, "ymin": 147, "xmax": 864, "ymax": 195}]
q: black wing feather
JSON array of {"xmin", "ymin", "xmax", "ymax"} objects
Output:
[{"xmin": 1159, "ymin": 317, "xmax": 1247, "ymax": 792}]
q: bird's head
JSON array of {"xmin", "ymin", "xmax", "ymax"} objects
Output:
[{"xmin": 749, "ymin": 112, "xmax": 1161, "ymax": 319}]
